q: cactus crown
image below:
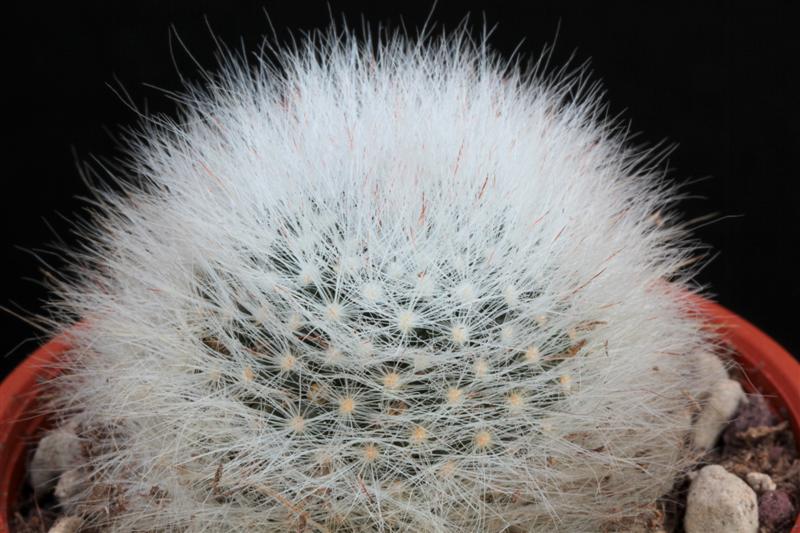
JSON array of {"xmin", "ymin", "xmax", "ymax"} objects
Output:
[{"xmin": 45, "ymin": 25, "xmax": 720, "ymax": 532}]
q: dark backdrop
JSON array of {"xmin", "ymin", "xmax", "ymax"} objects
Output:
[{"xmin": 3, "ymin": 1, "xmax": 798, "ymax": 379}]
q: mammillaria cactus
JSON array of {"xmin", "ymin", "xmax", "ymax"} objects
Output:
[{"xmin": 40, "ymin": 26, "xmax": 725, "ymax": 532}]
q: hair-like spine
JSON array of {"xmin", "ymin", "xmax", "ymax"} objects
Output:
[{"xmin": 41, "ymin": 24, "xmax": 723, "ymax": 532}]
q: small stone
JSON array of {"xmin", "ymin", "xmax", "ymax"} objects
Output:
[
  {"xmin": 692, "ymin": 350, "xmax": 729, "ymax": 383},
  {"xmin": 48, "ymin": 516, "xmax": 83, "ymax": 533},
  {"xmin": 758, "ymin": 490, "xmax": 795, "ymax": 530},
  {"xmin": 744, "ymin": 471, "xmax": 776, "ymax": 493},
  {"xmin": 29, "ymin": 426, "xmax": 82, "ymax": 496},
  {"xmin": 692, "ymin": 379, "xmax": 745, "ymax": 450},
  {"xmin": 722, "ymin": 394, "xmax": 777, "ymax": 448},
  {"xmin": 684, "ymin": 465, "xmax": 758, "ymax": 533},
  {"xmin": 768, "ymin": 444, "xmax": 789, "ymax": 463},
  {"xmin": 54, "ymin": 467, "xmax": 86, "ymax": 504}
]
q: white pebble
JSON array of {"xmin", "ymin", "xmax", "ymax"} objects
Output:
[
  {"xmin": 29, "ymin": 426, "xmax": 82, "ymax": 496},
  {"xmin": 692, "ymin": 350, "xmax": 729, "ymax": 383},
  {"xmin": 745, "ymin": 471, "xmax": 776, "ymax": 493},
  {"xmin": 692, "ymin": 379, "xmax": 745, "ymax": 450},
  {"xmin": 54, "ymin": 467, "xmax": 86, "ymax": 504},
  {"xmin": 48, "ymin": 516, "xmax": 83, "ymax": 533},
  {"xmin": 684, "ymin": 465, "xmax": 758, "ymax": 533}
]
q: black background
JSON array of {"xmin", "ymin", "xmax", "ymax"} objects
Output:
[{"xmin": 3, "ymin": 2, "xmax": 798, "ymax": 379}]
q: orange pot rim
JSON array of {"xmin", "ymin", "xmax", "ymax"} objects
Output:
[{"xmin": 1, "ymin": 299, "xmax": 798, "ymax": 530}]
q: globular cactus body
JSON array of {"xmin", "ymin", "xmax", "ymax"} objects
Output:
[{"xmin": 46, "ymin": 27, "xmax": 722, "ymax": 532}]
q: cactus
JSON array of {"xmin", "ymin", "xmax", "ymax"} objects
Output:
[{"xmin": 41, "ymin": 26, "xmax": 723, "ymax": 532}]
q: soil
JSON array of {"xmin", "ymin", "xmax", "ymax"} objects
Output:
[
  {"xmin": 9, "ymin": 487, "xmax": 59, "ymax": 533},
  {"xmin": 9, "ymin": 398, "xmax": 800, "ymax": 533}
]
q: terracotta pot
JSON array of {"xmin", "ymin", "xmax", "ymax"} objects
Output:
[
  {"xmin": 0, "ymin": 334, "xmax": 69, "ymax": 532},
  {"xmin": 1, "ymin": 300, "xmax": 798, "ymax": 531}
]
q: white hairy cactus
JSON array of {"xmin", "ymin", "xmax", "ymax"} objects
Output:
[{"xmin": 42, "ymin": 25, "xmax": 725, "ymax": 532}]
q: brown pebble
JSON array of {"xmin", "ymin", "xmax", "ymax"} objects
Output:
[
  {"xmin": 723, "ymin": 394, "xmax": 777, "ymax": 448},
  {"xmin": 768, "ymin": 444, "xmax": 788, "ymax": 463},
  {"xmin": 758, "ymin": 490, "xmax": 795, "ymax": 530}
]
